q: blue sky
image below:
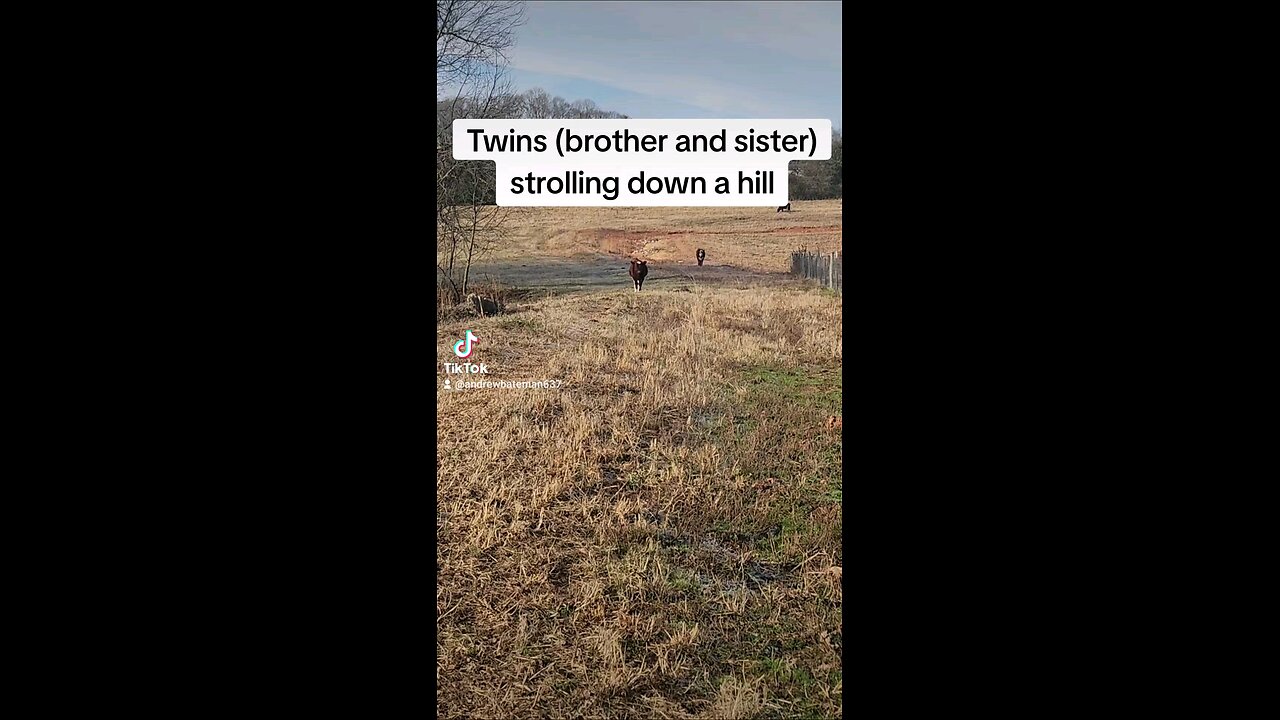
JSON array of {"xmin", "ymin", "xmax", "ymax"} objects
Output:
[{"xmin": 505, "ymin": 1, "xmax": 842, "ymax": 131}]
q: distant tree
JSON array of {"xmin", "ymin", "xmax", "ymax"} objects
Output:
[
  {"xmin": 828, "ymin": 130, "xmax": 842, "ymax": 199},
  {"xmin": 521, "ymin": 88, "xmax": 552, "ymax": 118},
  {"xmin": 787, "ymin": 131, "xmax": 842, "ymax": 200}
]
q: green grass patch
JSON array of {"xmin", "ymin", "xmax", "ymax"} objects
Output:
[
  {"xmin": 755, "ymin": 658, "xmax": 823, "ymax": 711},
  {"xmin": 668, "ymin": 569, "xmax": 698, "ymax": 593},
  {"xmin": 778, "ymin": 510, "xmax": 806, "ymax": 536},
  {"xmin": 738, "ymin": 363, "xmax": 842, "ymax": 414},
  {"xmin": 704, "ymin": 364, "xmax": 843, "ymax": 556},
  {"xmin": 496, "ymin": 315, "xmax": 542, "ymax": 331},
  {"xmin": 742, "ymin": 365, "xmax": 825, "ymax": 391}
]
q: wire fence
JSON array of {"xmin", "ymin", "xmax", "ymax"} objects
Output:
[{"xmin": 791, "ymin": 249, "xmax": 842, "ymax": 294}]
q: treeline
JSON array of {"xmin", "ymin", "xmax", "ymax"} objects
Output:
[
  {"xmin": 438, "ymin": 88, "xmax": 629, "ymax": 205},
  {"xmin": 437, "ymin": 87, "xmax": 843, "ymax": 204},
  {"xmin": 789, "ymin": 128, "xmax": 842, "ymax": 201}
]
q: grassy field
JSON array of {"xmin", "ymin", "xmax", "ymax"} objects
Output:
[
  {"xmin": 437, "ymin": 201, "xmax": 842, "ymax": 718},
  {"xmin": 486, "ymin": 200, "xmax": 841, "ymax": 272}
]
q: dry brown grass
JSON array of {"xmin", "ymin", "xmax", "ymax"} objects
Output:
[
  {"xmin": 438, "ymin": 266, "xmax": 842, "ymax": 717},
  {"xmin": 486, "ymin": 199, "xmax": 842, "ymax": 273}
]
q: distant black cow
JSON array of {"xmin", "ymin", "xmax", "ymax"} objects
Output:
[
  {"xmin": 696, "ymin": 248, "xmax": 706, "ymax": 266},
  {"xmin": 629, "ymin": 260, "xmax": 648, "ymax": 291},
  {"xmin": 777, "ymin": 202, "xmax": 792, "ymax": 213}
]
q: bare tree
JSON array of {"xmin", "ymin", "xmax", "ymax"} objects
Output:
[
  {"xmin": 437, "ymin": 1, "xmax": 526, "ymax": 91},
  {"xmin": 436, "ymin": 1, "xmax": 526, "ymax": 305},
  {"xmin": 521, "ymin": 87, "xmax": 552, "ymax": 118}
]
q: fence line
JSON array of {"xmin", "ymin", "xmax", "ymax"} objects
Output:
[{"xmin": 790, "ymin": 248, "xmax": 842, "ymax": 294}]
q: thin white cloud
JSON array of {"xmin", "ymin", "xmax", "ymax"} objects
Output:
[
  {"xmin": 511, "ymin": 1, "xmax": 841, "ymax": 122},
  {"xmin": 512, "ymin": 47, "xmax": 782, "ymax": 117},
  {"xmin": 604, "ymin": 1, "xmax": 842, "ymax": 66}
]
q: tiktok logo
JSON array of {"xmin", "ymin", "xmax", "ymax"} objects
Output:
[
  {"xmin": 453, "ymin": 330, "xmax": 477, "ymax": 359},
  {"xmin": 446, "ymin": 329, "xmax": 487, "ymax": 374}
]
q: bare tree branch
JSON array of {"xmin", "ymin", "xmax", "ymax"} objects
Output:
[
  {"xmin": 436, "ymin": 1, "xmax": 525, "ymax": 305},
  {"xmin": 437, "ymin": 0, "xmax": 526, "ymax": 95}
]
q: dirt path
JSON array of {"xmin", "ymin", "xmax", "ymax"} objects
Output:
[
  {"xmin": 462, "ymin": 204, "xmax": 840, "ymax": 298},
  {"xmin": 467, "ymin": 253, "xmax": 797, "ymax": 297}
]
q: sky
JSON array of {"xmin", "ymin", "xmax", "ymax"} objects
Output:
[{"xmin": 505, "ymin": 1, "xmax": 842, "ymax": 131}]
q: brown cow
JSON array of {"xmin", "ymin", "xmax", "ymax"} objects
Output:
[
  {"xmin": 628, "ymin": 260, "xmax": 648, "ymax": 291},
  {"xmin": 696, "ymin": 248, "xmax": 706, "ymax": 266}
]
